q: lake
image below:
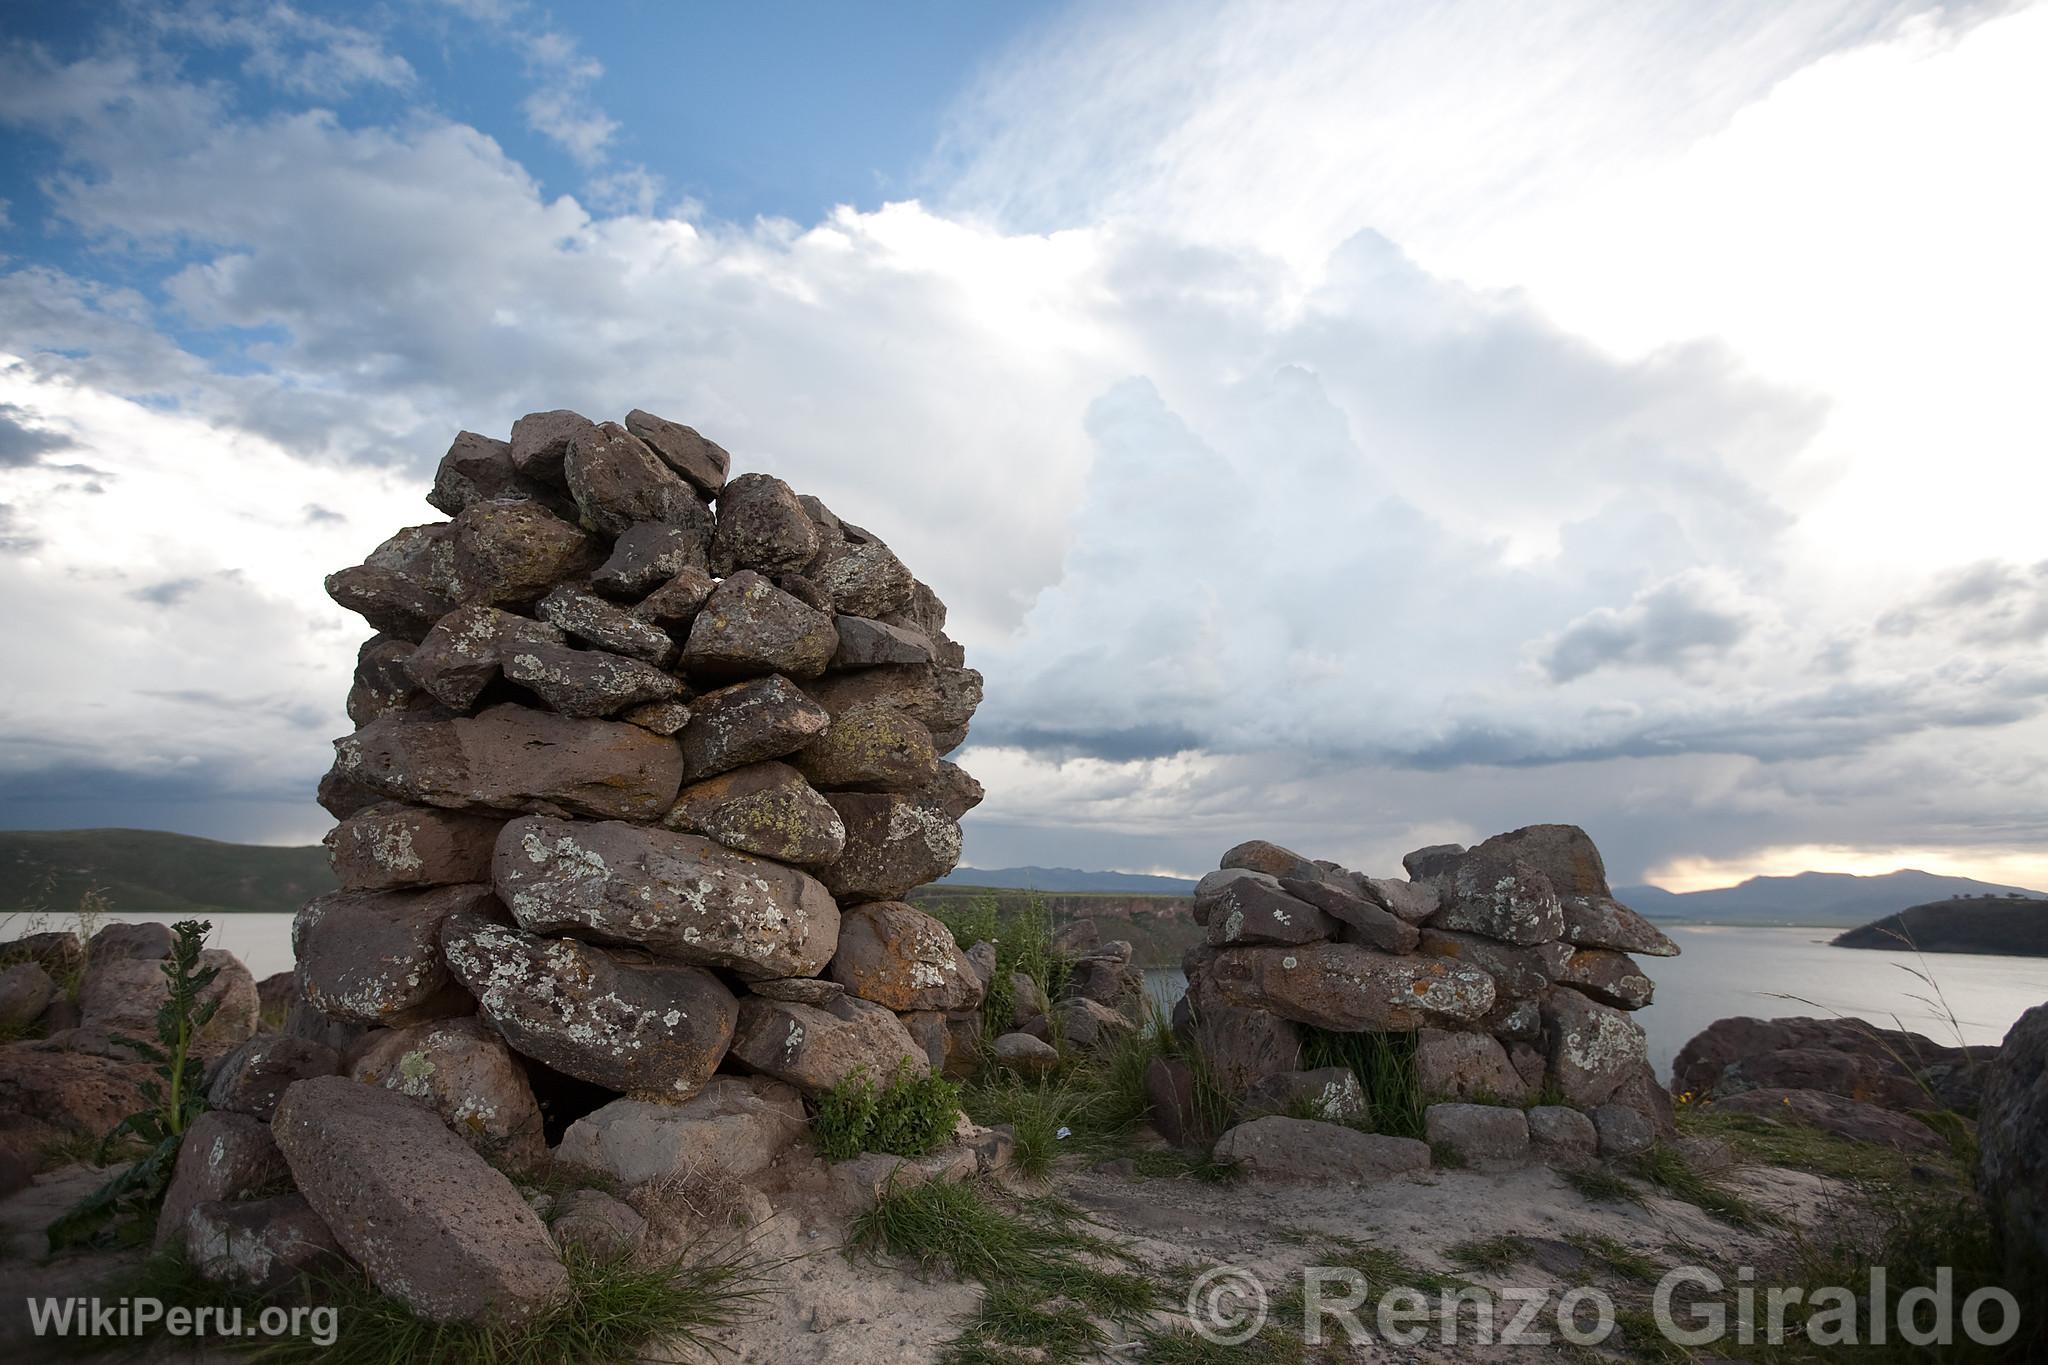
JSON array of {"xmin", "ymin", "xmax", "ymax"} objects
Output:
[{"xmin": 47, "ymin": 914, "xmax": 2048, "ymax": 1082}]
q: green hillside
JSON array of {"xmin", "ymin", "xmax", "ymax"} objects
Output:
[
  {"xmin": 1832, "ymin": 896, "xmax": 2048, "ymax": 957},
  {"xmin": 0, "ymin": 828, "xmax": 334, "ymax": 915}
]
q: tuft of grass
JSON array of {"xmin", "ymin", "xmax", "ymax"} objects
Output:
[
  {"xmin": 94, "ymin": 1241, "xmax": 769, "ymax": 1364},
  {"xmin": 1560, "ymin": 1162, "xmax": 1640, "ymax": 1204},
  {"xmin": 1297, "ymin": 1027, "xmax": 1425, "ymax": 1139},
  {"xmin": 927, "ymin": 892, "xmax": 1071, "ymax": 1045},
  {"xmin": 811, "ymin": 1059, "xmax": 962, "ymax": 1161},
  {"xmin": 1564, "ymin": 1232, "xmax": 1661, "ymax": 1283},
  {"xmin": 1628, "ymin": 1143, "xmax": 1778, "ymax": 1231},
  {"xmin": 1443, "ymin": 1234, "xmax": 1526, "ymax": 1274}
]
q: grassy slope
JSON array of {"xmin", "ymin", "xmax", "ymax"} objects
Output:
[
  {"xmin": 0, "ymin": 828, "xmax": 334, "ymax": 915},
  {"xmin": 1832, "ymin": 896, "xmax": 2048, "ymax": 957}
]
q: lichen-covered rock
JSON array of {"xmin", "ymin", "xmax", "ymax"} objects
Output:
[
  {"xmin": 1428, "ymin": 855, "xmax": 1566, "ymax": 945},
  {"xmin": 348, "ymin": 634, "xmax": 426, "ymax": 724},
  {"xmin": 620, "ymin": 699, "xmax": 692, "ymax": 735},
  {"xmin": 1417, "ymin": 929, "xmax": 1570, "ymax": 1003},
  {"xmin": 1669, "ymin": 1015, "xmax": 1966, "ymax": 1111},
  {"xmin": 821, "ymin": 792, "xmax": 963, "ymax": 902},
  {"xmin": 1277, "ymin": 876, "xmax": 1418, "ymax": 953},
  {"xmin": 408, "ymin": 604, "xmax": 568, "ymax": 709},
  {"xmin": 1556, "ymin": 948, "xmax": 1655, "ymax": 1010},
  {"xmin": 592, "ymin": 521, "xmax": 711, "ymax": 597},
  {"xmin": 325, "ymin": 562, "xmax": 453, "ymax": 642},
  {"xmin": 1424, "ymin": 1103, "xmax": 1530, "ymax": 1168},
  {"xmin": 1197, "ymin": 870, "xmax": 1338, "ymax": 947},
  {"xmin": 711, "ymin": 473, "xmax": 820, "ymax": 576},
  {"xmin": 509, "ymin": 409, "xmax": 598, "ymax": 487},
  {"xmin": 728, "ymin": 993, "xmax": 926, "ymax": 1095},
  {"xmin": 493, "ymin": 815, "xmax": 839, "ymax": 979},
  {"xmin": 337, "ymin": 705, "xmax": 684, "ymax": 821},
  {"xmin": 537, "ymin": 583, "xmax": 679, "ymax": 665},
  {"xmin": 680, "ymin": 676, "xmax": 831, "ymax": 780},
  {"xmin": 184, "ymin": 1194, "xmax": 346, "ymax": 1292},
  {"xmin": 809, "ymin": 539, "xmax": 915, "ymax": 618},
  {"xmin": 663, "ymin": 761, "xmax": 846, "ymax": 867},
  {"xmin": 1559, "ymin": 896, "xmax": 1680, "ymax": 957},
  {"xmin": 349, "ymin": 1016, "xmax": 547, "ymax": 1168},
  {"xmin": 633, "ymin": 565, "xmax": 718, "ymax": 627},
  {"xmin": 792, "ymin": 702, "xmax": 938, "ymax": 792},
  {"xmin": 439, "ymin": 910, "xmax": 737, "ymax": 1098},
  {"xmin": 1219, "ymin": 840, "xmax": 1325, "ymax": 883},
  {"xmin": 1240, "ymin": 1067, "xmax": 1367, "ymax": 1123},
  {"xmin": 1541, "ymin": 988, "xmax": 1649, "ymax": 1109},
  {"xmin": 448, "ymin": 501, "xmax": 602, "ymax": 606},
  {"xmin": 293, "ymin": 884, "xmax": 486, "ymax": 1026},
  {"xmin": 1590, "ymin": 1103, "xmax": 1657, "ymax": 1157},
  {"xmin": 501, "ymin": 641, "xmax": 683, "ymax": 718},
  {"xmin": 1213, "ymin": 1117, "xmax": 1431, "ymax": 1182},
  {"xmin": 1526, "ymin": 1105, "xmax": 1598, "ymax": 1159},
  {"xmin": 558, "ymin": 1076, "xmax": 807, "ymax": 1185},
  {"xmin": 565, "ymin": 421, "xmax": 712, "ymax": 538},
  {"xmin": 682, "ymin": 571, "xmax": 838, "ymax": 681},
  {"xmin": 1205, "ymin": 943, "xmax": 1496, "ymax": 1032},
  {"xmin": 624, "ymin": 409, "xmax": 729, "ymax": 497},
  {"xmin": 429, "ymin": 430, "xmax": 572, "ymax": 517},
  {"xmin": 1414, "ymin": 1028, "xmax": 1528, "ymax": 1104},
  {"xmin": 829, "ymin": 903, "xmax": 985, "ymax": 1012},
  {"xmin": 1352, "ymin": 875, "xmax": 1440, "ymax": 924},
  {"xmin": 923, "ymin": 761, "xmax": 985, "ymax": 819},
  {"xmin": 327, "ymin": 802, "xmax": 506, "ymax": 891},
  {"xmin": 831, "ymin": 616, "xmax": 934, "ymax": 668},
  {"xmin": 155, "ymin": 1110, "xmax": 291, "ymax": 1251},
  {"xmin": 272, "ymin": 1075, "xmax": 569, "ymax": 1324},
  {"xmin": 205, "ymin": 1035, "xmax": 340, "ymax": 1120}
]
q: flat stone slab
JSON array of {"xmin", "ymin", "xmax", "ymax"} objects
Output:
[{"xmin": 1212, "ymin": 1116, "xmax": 1431, "ymax": 1182}]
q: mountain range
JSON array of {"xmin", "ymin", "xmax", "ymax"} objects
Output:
[
  {"xmin": 935, "ymin": 866, "xmax": 1201, "ymax": 895},
  {"xmin": 1614, "ymin": 870, "xmax": 2045, "ymax": 926}
]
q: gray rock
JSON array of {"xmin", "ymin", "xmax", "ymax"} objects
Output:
[
  {"xmin": 1279, "ymin": 876, "xmax": 1418, "ymax": 953},
  {"xmin": 548, "ymin": 1188, "xmax": 647, "ymax": 1258},
  {"xmin": 1199, "ymin": 871, "xmax": 1339, "ymax": 947},
  {"xmin": 0, "ymin": 963, "xmax": 54, "ymax": 1032},
  {"xmin": 682, "ymin": 571, "xmax": 838, "ymax": 681},
  {"xmin": 710, "ymin": 473, "xmax": 820, "ymax": 575},
  {"xmin": 440, "ymin": 909, "xmax": 737, "ymax": 1098},
  {"xmin": 963, "ymin": 940, "xmax": 998, "ymax": 985},
  {"xmin": 89, "ymin": 921, "xmax": 175, "ymax": 961},
  {"xmin": 792, "ymin": 703, "xmax": 938, "ymax": 792},
  {"xmin": 1402, "ymin": 843, "xmax": 1468, "ymax": 883},
  {"xmin": 633, "ymin": 566, "xmax": 718, "ymax": 627},
  {"xmin": 327, "ymin": 802, "xmax": 506, "ymax": 891},
  {"xmin": 1424, "ymin": 1103, "xmax": 1531, "ymax": 1168},
  {"xmin": 1174, "ymin": 989, "xmax": 1302, "ymax": 1097},
  {"xmin": 324, "ymin": 563, "xmax": 453, "ymax": 642},
  {"xmin": 407, "ymin": 604, "xmax": 569, "ymax": 709},
  {"xmin": 831, "ymin": 616, "xmax": 934, "ymax": 668},
  {"xmin": 1978, "ymin": 1003, "xmax": 2048, "ymax": 1299},
  {"xmin": 508, "ymin": 409, "xmax": 598, "ymax": 487},
  {"xmin": 1556, "ymin": 948, "xmax": 1655, "ymax": 1010},
  {"xmin": 1356, "ymin": 876, "xmax": 1441, "ymax": 924},
  {"xmin": 1542, "ymin": 988, "xmax": 1649, "ymax": 1109},
  {"xmin": 1057, "ymin": 997, "xmax": 1135, "ymax": 1052},
  {"xmin": 829, "ymin": 902, "xmax": 984, "ymax": 1012},
  {"xmin": 293, "ymin": 884, "xmax": 487, "ymax": 1026},
  {"xmin": 592, "ymin": 521, "xmax": 710, "ymax": 598},
  {"xmin": 679, "ymin": 676, "xmax": 832, "ymax": 781},
  {"xmin": 501, "ymin": 641, "xmax": 682, "ymax": 718},
  {"xmin": 448, "ymin": 501, "xmax": 602, "ymax": 606},
  {"xmin": 1009, "ymin": 970, "xmax": 1049, "ymax": 1025},
  {"xmin": 746, "ymin": 976, "xmax": 847, "ymax": 1006},
  {"xmin": 1205, "ymin": 943, "xmax": 1496, "ymax": 1032},
  {"xmin": 337, "ymin": 704, "xmax": 684, "ymax": 821},
  {"xmin": 558, "ymin": 1076, "xmax": 807, "ymax": 1185},
  {"xmin": 728, "ymin": 993, "xmax": 927, "ymax": 1095},
  {"xmin": 1428, "ymin": 855, "xmax": 1566, "ymax": 946},
  {"xmin": 810, "ymin": 540, "xmax": 915, "ymax": 617},
  {"xmin": 1213, "ymin": 1116, "xmax": 1432, "ymax": 1181},
  {"xmin": 1414, "ymin": 1028, "xmax": 1528, "ymax": 1104},
  {"xmin": 623, "ymin": 409, "xmax": 729, "ymax": 496},
  {"xmin": 820, "ymin": 792, "xmax": 963, "ymax": 903},
  {"xmin": 184, "ymin": 1194, "xmax": 345, "ymax": 1292},
  {"xmin": 494, "ymin": 815, "xmax": 839, "ymax": 979},
  {"xmin": 349, "ymin": 1016, "xmax": 548, "ymax": 1168},
  {"xmin": 537, "ymin": 583, "xmax": 680, "ymax": 666},
  {"xmin": 993, "ymin": 1032, "xmax": 1060, "ymax": 1076},
  {"xmin": 1219, "ymin": 840, "xmax": 1325, "ymax": 883},
  {"xmin": 663, "ymin": 760, "xmax": 846, "ymax": 867},
  {"xmin": 1240, "ymin": 1067, "xmax": 1368, "ymax": 1123},
  {"xmin": 1590, "ymin": 1103, "xmax": 1657, "ymax": 1158},
  {"xmin": 205, "ymin": 1035, "xmax": 340, "ymax": 1120},
  {"xmin": 79, "ymin": 949, "xmax": 258, "ymax": 1059},
  {"xmin": 566, "ymin": 422, "xmax": 711, "ymax": 538},
  {"xmin": 1526, "ymin": 1105, "xmax": 1599, "ymax": 1160},
  {"xmin": 155, "ymin": 1111, "xmax": 292, "ymax": 1251},
  {"xmin": 272, "ymin": 1075, "xmax": 569, "ymax": 1324}
]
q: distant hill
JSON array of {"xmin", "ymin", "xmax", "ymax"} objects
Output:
[
  {"xmin": 1833, "ymin": 897, "xmax": 2048, "ymax": 957},
  {"xmin": 0, "ymin": 829, "xmax": 333, "ymax": 916},
  {"xmin": 934, "ymin": 866, "xmax": 1200, "ymax": 896},
  {"xmin": 1617, "ymin": 870, "xmax": 2048, "ymax": 927}
]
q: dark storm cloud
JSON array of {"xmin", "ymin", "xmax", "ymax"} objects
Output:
[{"xmin": 1541, "ymin": 574, "xmax": 1756, "ymax": 682}]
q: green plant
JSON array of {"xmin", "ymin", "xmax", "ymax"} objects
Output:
[
  {"xmin": 1627, "ymin": 1143, "xmax": 1778, "ymax": 1231},
  {"xmin": 1444, "ymin": 1234, "xmax": 1526, "ymax": 1273},
  {"xmin": 928, "ymin": 892, "xmax": 1070, "ymax": 1045},
  {"xmin": 48, "ymin": 918, "xmax": 218, "ymax": 1250},
  {"xmin": 812, "ymin": 1059, "xmax": 962, "ymax": 1161},
  {"xmin": 1564, "ymin": 1232, "xmax": 1661, "ymax": 1283},
  {"xmin": 1559, "ymin": 1162, "xmax": 1640, "ymax": 1204},
  {"xmin": 1298, "ymin": 1027, "xmax": 1424, "ymax": 1139}
]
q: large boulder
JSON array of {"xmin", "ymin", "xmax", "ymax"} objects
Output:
[
  {"xmin": 1219, "ymin": 840, "xmax": 1327, "ymax": 883},
  {"xmin": 727, "ymin": 993, "xmax": 927, "ymax": 1095},
  {"xmin": 662, "ymin": 761, "xmax": 847, "ymax": 867},
  {"xmin": 493, "ymin": 816, "xmax": 840, "ymax": 979},
  {"xmin": 828, "ymin": 903, "xmax": 984, "ymax": 1012},
  {"xmin": 1212, "ymin": 1116, "xmax": 1431, "ymax": 1182},
  {"xmin": 155, "ymin": 1111, "xmax": 290, "ymax": 1251},
  {"xmin": 205, "ymin": 1035, "xmax": 341, "ymax": 1120},
  {"xmin": 501, "ymin": 642, "xmax": 683, "ymax": 718},
  {"xmin": 1414, "ymin": 1028, "xmax": 1528, "ymax": 1104},
  {"xmin": 1426, "ymin": 855, "xmax": 1566, "ymax": 946},
  {"xmin": 564, "ymin": 421, "xmax": 711, "ymax": 538},
  {"xmin": 710, "ymin": 473, "xmax": 820, "ymax": 576},
  {"xmin": 593, "ymin": 522, "xmax": 710, "ymax": 598},
  {"xmin": 1454, "ymin": 824, "xmax": 1677, "ymax": 957},
  {"xmin": 406, "ymin": 604, "xmax": 566, "ymax": 709},
  {"xmin": 1205, "ymin": 943, "xmax": 1496, "ymax": 1032},
  {"xmin": 681, "ymin": 571, "xmax": 838, "ymax": 681},
  {"xmin": 1239, "ymin": 1068, "xmax": 1368, "ymax": 1123},
  {"xmin": 1195, "ymin": 870, "xmax": 1339, "ymax": 947},
  {"xmin": 272, "ymin": 1076, "xmax": 569, "ymax": 1324},
  {"xmin": 1977, "ymin": 1003, "xmax": 2048, "ymax": 1299},
  {"xmin": 440, "ymin": 910, "xmax": 737, "ymax": 1098},
  {"xmin": 336, "ymin": 705, "xmax": 684, "ymax": 821},
  {"xmin": 89, "ymin": 921, "xmax": 175, "ymax": 961},
  {"xmin": 623, "ymin": 409, "xmax": 729, "ymax": 497},
  {"xmin": 326, "ymin": 802, "xmax": 506, "ymax": 892},
  {"xmin": 819, "ymin": 792, "xmax": 963, "ymax": 903},
  {"xmin": 293, "ymin": 885, "xmax": 487, "ymax": 1026},
  {"xmin": 557, "ymin": 1076, "xmax": 807, "ymax": 1185},
  {"xmin": 348, "ymin": 1017, "xmax": 548, "ymax": 1168},
  {"xmin": 1541, "ymin": 988, "xmax": 1649, "ymax": 1108},
  {"xmin": 77, "ymin": 949, "xmax": 259, "ymax": 1059},
  {"xmin": 1669, "ymin": 1016, "xmax": 1973, "ymax": 1111},
  {"xmin": 447, "ymin": 501, "xmax": 602, "ymax": 607},
  {"xmin": 679, "ymin": 676, "xmax": 831, "ymax": 781}
]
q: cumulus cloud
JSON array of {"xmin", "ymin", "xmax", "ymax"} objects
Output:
[{"xmin": 1541, "ymin": 572, "xmax": 1758, "ymax": 683}]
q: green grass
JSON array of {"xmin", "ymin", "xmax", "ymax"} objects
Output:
[
  {"xmin": 1443, "ymin": 1234, "xmax": 1527, "ymax": 1274},
  {"xmin": 92, "ymin": 1242, "xmax": 769, "ymax": 1364},
  {"xmin": 926, "ymin": 892, "xmax": 1071, "ymax": 1044},
  {"xmin": 1560, "ymin": 1161, "xmax": 1641, "ymax": 1204},
  {"xmin": 1565, "ymin": 1232, "xmax": 1662, "ymax": 1283},
  {"xmin": 1628, "ymin": 1144, "xmax": 1778, "ymax": 1231},
  {"xmin": 1297, "ymin": 1027, "xmax": 1425, "ymax": 1139},
  {"xmin": 1675, "ymin": 1106, "xmax": 1932, "ymax": 1186},
  {"xmin": 811, "ymin": 1060, "xmax": 962, "ymax": 1161},
  {"xmin": 0, "ymin": 828, "xmax": 335, "ymax": 915}
]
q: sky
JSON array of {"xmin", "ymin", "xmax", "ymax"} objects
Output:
[{"xmin": 1, "ymin": 0, "xmax": 2045, "ymax": 891}]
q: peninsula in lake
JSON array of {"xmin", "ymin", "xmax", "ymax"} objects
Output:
[{"xmin": 1832, "ymin": 895, "xmax": 2048, "ymax": 958}]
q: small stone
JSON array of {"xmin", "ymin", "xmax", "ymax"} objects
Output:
[
  {"xmin": 680, "ymin": 676, "xmax": 833, "ymax": 780},
  {"xmin": 348, "ymin": 634, "xmax": 425, "ymax": 724},
  {"xmin": 900, "ymin": 1009, "xmax": 982, "ymax": 1080},
  {"xmin": 1355, "ymin": 876, "xmax": 1441, "ymax": 924},
  {"xmin": 1526, "ymin": 1105, "xmax": 1599, "ymax": 1160},
  {"xmin": 663, "ymin": 761, "xmax": 846, "ymax": 867},
  {"xmin": 792, "ymin": 703, "xmax": 939, "ymax": 792},
  {"xmin": 558, "ymin": 1076, "xmax": 807, "ymax": 1185},
  {"xmin": 1429, "ymin": 856, "xmax": 1566, "ymax": 945},
  {"xmin": 624, "ymin": 409, "xmax": 729, "ymax": 496},
  {"xmin": 537, "ymin": 584, "xmax": 680, "ymax": 666},
  {"xmin": 548, "ymin": 1188, "xmax": 648, "ymax": 1258},
  {"xmin": 592, "ymin": 521, "xmax": 711, "ymax": 598},
  {"xmin": 1213, "ymin": 1116, "xmax": 1431, "ymax": 1181},
  {"xmin": 325, "ymin": 563, "xmax": 452, "ymax": 642},
  {"xmin": 429, "ymin": 431, "xmax": 554, "ymax": 516},
  {"xmin": 1196, "ymin": 870, "xmax": 1339, "ymax": 946},
  {"xmin": 1560, "ymin": 896, "xmax": 1681, "ymax": 958},
  {"xmin": 327, "ymin": 802, "xmax": 507, "ymax": 891},
  {"xmin": 185, "ymin": 1194, "xmax": 345, "ymax": 1292},
  {"xmin": 1418, "ymin": 929, "xmax": 1571, "ymax": 1003},
  {"xmin": 682, "ymin": 571, "xmax": 838, "ymax": 682},
  {"xmin": 1424, "ymin": 1103, "xmax": 1531, "ymax": 1168},
  {"xmin": 509, "ymin": 409, "xmax": 598, "ymax": 487},
  {"xmin": 923, "ymin": 761, "xmax": 985, "ymax": 819},
  {"xmin": 619, "ymin": 699, "xmax": 692, "ymax": 734},
  {"xmin": 0, "ymin": 963, "xmax": 54, "ymax": 1032},
  {"xmin": 728, "ymin": 994, "xmax": 927, "ymax": 1095},
  {"xmin": 1556, "ymin": 948, "xmax": 1655, "ymax": 1010},
  {"xmin": 993, "ymin": 1032, "xmax": 1060, "ymax": 1077},
  {"xmin": 1057, "ymin": 997, "xmax": 1135, "ymax": 1052},
  {"xmin": 1590, "ymin": 1103, "xmax": 1657, "ymax": 1158},
  {"xmin": 155, "ymin": 1110, "xmax": 291, "ymax": 1251},
  {"xmin": 1414, "ymin": 1028, "xmax": 1528, "ymax": 1104},
  {"xmin": 1278, "ymin": 876, "xmax": 1418, "ymax": 953},
  {"xmin": 963, "ymin": 941, "xmax": 997, "ymax": 985},
  {"xmin": 747, "ymin": 976, "xmax": 847, "ymax": 1006},
  {"xmin": 349, "ymin": 1016, "xmax": 548, "ymax": 1168},
  {"xmin": 710, "ymin": 473, "xmax": 820, "ymax": 575},
  {"xmin": 633, "ymin": 566, "xmax": 719, "ymax": 627},
  {"xmin": 1219, "ymin": 840, "xmax": 1325, "ymax": 883},
  {"xmin": 831, "ymin": 616, "xmax": 934, "ymax": 668}
]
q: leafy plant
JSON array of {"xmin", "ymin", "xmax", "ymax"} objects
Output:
[
  {"xmin": 812, "ymin": 1059, "xmax": 962, "ymax": 1161},
  {"xmin": 48, "ymin": 918, "xmax": 218, "ymax": 1250}
]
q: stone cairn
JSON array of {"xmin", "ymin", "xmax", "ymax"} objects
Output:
[
  {"xmin": 159, "ymin": 408, "xmax": 995, "ymax": 1323},
  {"xmin": 1166, "ymin": 824, "xmax": 1681, "ymax": 1173}
]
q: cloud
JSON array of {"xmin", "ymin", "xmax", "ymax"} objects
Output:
[
  {"xmin": 0, "ymin": 403, "xmax": 78, "ymax": 466},
  {"xmin": 1878, "ymin": 559, "xmax": 2048, "ymax": 646},
  {"xmin": 148, "ymin": 1, "xmax": 418, "ymax": 98},
  {"xmin": 1541, "ymin": 572, "xmax": 1758, "ymax": 682}
]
